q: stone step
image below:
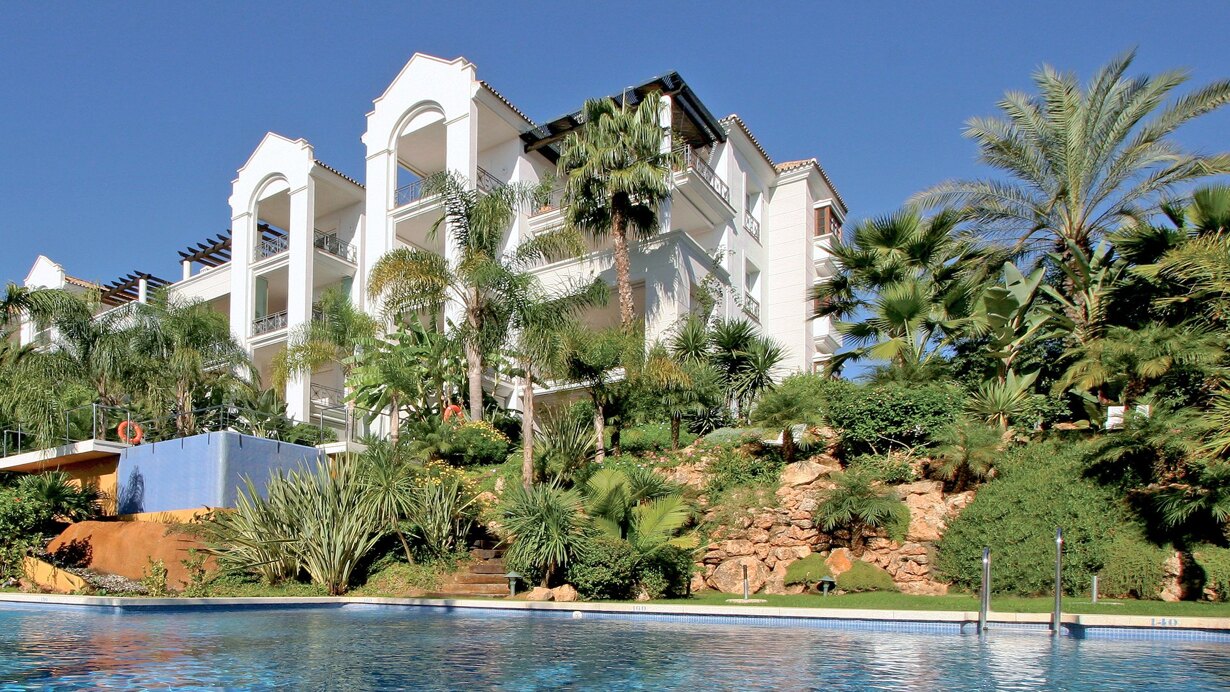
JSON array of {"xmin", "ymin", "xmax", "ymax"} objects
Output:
[
  {"xmin": 454, "ymin": 573, "xmax": 508, "ymax": 585},
  {"xmin": 469, "ymin": 548, "xmax": 505, "ymax": 560},
  {"xmin": 431, "ymin": 583, "xmax": 510, "ymax": 597},
  {"xmin": 470, "ymin": 560, "xmax": 506, "ymax": 574}
]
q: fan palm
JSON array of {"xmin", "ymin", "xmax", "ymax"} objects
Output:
[
  {"xmin": 368, "ymin": 173, "xmax": 549, "ymax": 421},
  {"xmin": 558, "ymin": 91, "xmax": 675, "ymax": 330},
  {"xmin": 914, "ymin": 51, "xmax": 1230, "ymax": 259}
]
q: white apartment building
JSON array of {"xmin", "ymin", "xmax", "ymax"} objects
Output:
[{"xmin": 17, "ymin": 53, "xmax": 845, "ymax": 427}]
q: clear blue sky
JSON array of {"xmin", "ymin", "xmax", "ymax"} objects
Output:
[{"xmin": 2, "ymin": 1, "xmax": 1228, "ymax": 288}]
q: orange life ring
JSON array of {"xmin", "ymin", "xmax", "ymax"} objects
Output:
[
  {"xmin": 117, "ymin": 421, "xmax": 144, "ymax": 445},
  {"xmin": 442, "ymin": 404, "xmax": 464, "ymax": 422}
]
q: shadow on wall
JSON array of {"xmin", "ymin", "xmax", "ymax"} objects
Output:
[{"xmin": 117, "ymin": 466, "xmax": 145, "ymax": 515}]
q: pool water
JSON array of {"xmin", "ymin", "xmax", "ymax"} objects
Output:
[{"xmin": 2, "ymin": 604, "xmax": 1228, "ymax": 690}]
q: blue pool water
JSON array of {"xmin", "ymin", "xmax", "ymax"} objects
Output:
[{"xmin": 2, "ymin": 604, "xmax": 1229, "ymax": 690}]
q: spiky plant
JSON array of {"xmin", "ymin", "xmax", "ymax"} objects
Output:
[
  {"xmin": 815, "ymin": 470, "xmax": 909, "ymax": 554},
  {"xmin": 501, "ymin": 482, "xmax": 591, "ymax": 587}
]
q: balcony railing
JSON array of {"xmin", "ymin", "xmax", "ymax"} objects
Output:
[
  {"xmin": 743, "ymin": 212, "xmax": 761, "ymax": 242},
  {"xmin": 476, "ymin": 166, "xmax": 501, "ymax": 194},
  {"xmin": 530, "ymin": 187, "xmax": 565, "ymax": 218},
  {"xmin": 677, "ymin": 147, "xmax": 730, "ymax": 203},
  {"xmin": 252, "ymin": 310, "xmax": 288, "ymax": 336},
  {"xmin": 255, "ymin": 234, "xmax": 289, "ymax": 261},
  {"xmin": 743, "ymin": 292, "xmax": 761, "ymax": 322},
  {"xmin": 314, "ymin": 231, "xmax": 357, "ymax": 263},
  {"xmin": 394, "ymin": 178, "xmax": 429, "ymax": 207},
  {"xmin": 310, "ymin": 383, "xmax": 345, "ymax": 408}
]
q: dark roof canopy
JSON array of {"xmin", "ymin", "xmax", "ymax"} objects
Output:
[
  {"xmin": 177, "ymin": 231, "xmax": 233, "ymax": 268},
  {"xmin": 521, "ymin": 71, "xmax": 726, "ymax": 163},
  {"xmin": 99, "ymin": 272, "xmax": 171, "ymax": 307}
]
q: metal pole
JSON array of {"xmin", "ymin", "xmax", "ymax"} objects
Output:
[
  {"xmin": 1091, "ymin": 575, "xmax": 1099, "ymax": 604},
  {"xmin": 1052, "ymin": 527, "xmax": 1064, "ymax": 635},
  {"xmin": 742, "ymin": 564, "xmax": 749, "ymax": 601},
  {"xmin": 979, "ymin": 547, "xmax": 991, "ymax": 634}
]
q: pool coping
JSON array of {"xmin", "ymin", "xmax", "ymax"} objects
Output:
[{"xmin": 3, "ymin": 592, "xmax": 1229, "ymax": 636}]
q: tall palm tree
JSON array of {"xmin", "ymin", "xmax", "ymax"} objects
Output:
[
  {"xmin": 368, "ymin": 173, "xmax": 542, "ymax": 421},
  {"xmin": 505, "ymin": 275, "xmax": 608, "ymax": 488},
  {"xmin": 132, "ymin": 295, "xmax": 250, "ymax": 436},
  {"xmin": 273, "ymin": 287, "xmax": 378, "ymax": 423},
  {"xmin": 558, "ymin": 91, "xmax": 675, "ymax": 330},
  {"xmin": 914, "ymin": 51, "xmax": 1230, "ymax": 259}
]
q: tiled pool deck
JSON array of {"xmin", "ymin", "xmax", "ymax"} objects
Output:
[{"xmin": 4, "ymin": 593, "xmax": 1230, "ymax": 643}]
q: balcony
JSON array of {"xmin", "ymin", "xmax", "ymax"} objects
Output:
[
  {"xmin": 310, "ymin": 383, "xmax": 345, "ymax": 408},
  {"xmin": 677, "ymin": 147, "xmax": 730, "ymax": 203},
  {"xmin": 743, "ymin": 292, "xmax": 761, "ymax": 322},
  {"xmin": 395, "ymin": 167, "xmax": 500, "ymax": 208},
  {"xmin": 813, "ymin": 233, "xmax": 839, "ymax": 277},
  {"xmin": 314, "ymin": 231, "xmax": 357, "ymax": 263},
  {"xmin": 743, "ymin": 212, "xmax": 761, "ymax": 242},
  {"xmin": 254, "ymin": 234, "xmax": 289, "ymax": 261},
  {"xmin": 252, "ymin": 310, "xmax": 288, "ymax": 336}
]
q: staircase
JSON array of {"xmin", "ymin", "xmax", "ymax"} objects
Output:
[{"xmin": 431, "ymin": 542, "xmax": 509, "ymax": 598}]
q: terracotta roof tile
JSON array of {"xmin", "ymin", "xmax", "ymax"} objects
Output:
[{"xmin": 314, "ymin": 159, "xmax": 364, "ymax": 189}]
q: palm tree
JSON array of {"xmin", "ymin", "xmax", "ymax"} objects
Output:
[
  {"xmin": 558, "ymin": 91, "xmax": 675, "ymax": 330},
  {"xmin": 555, "ymin": 326, "xmax": 639, "ymax": 464},
  {"xmin": 813, "ymin": 207, "xmax": 995, "ymax": 375},
  {"xmin": 583, "ymin": 467, "xmax": 692, "ymax": 556},
  {"xmin": 1, "ymin": 283, "xmax": 84, "ymax": 330},
  {"xmin": 914, "ymin": 51, "xmax": 1230, "ymax": 260},
  {"xmin": 368, "ymin": 173, "xmax": 543, "ymax": 421},
  {"xmin": 504, "ymin": 276, "xmax": 608, "ymax": 488},
  {"xmin": 273, "ymin": 287, "xmax": 378, "ymax": 427},
  {"xmin": 132, "ymin": 295, "xmax": 250, "ymax": 436}
]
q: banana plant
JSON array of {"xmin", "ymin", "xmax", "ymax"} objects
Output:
[{"xmin": 970, "ymin": 263, "xmax": 1050, "ymax": 382}]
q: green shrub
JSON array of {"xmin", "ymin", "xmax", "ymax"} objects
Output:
[
  {"xmin": 936, "ymin": 442, "xmax": 1127, "ymax": 595},
  {"xmin": 141, "ymin": 558, "xmax": 170, "ymax": 597},
  {"xmin": 1194, "ymin": 546, "xmax": 1230, "ymax": 601},
  {"xmin": 637, "ymin": 545, "xmax": 694, "ymax": 599},
  {"xmin": 0, "ymin": 485, "xmax": 54, "ymax": 579},
  {"xmin": 703, "ymin": 443, "xmax": 784, "ymax": 495},
  {"xmin": 566, "ymin": 535, "xmax": 639, "ymax": 600},
  {"xmin": 784, "ymin": 554, "xmax": 831, "ymax": 586},
  {"xmin": 824, "ymin": 381, "xmax": 965, "ymax": 456},
  {"xmin": 180, "ymin": 549, "xmax": 210, "ymax": 598},
  {"xmin": 502, "ymin": 483, "xmax": 591, "ymax": 587},
  {"xmin": 1098, "ymin": 529, "xmax": 1170, "ymax": 600},
  {"xmin": 16, "ymin": 471, "xmax": 102, "ymax": 522},
  {"xmin": 847, "ymin": 453, "xmax": 919, "ymax": 484},
  {"xmin": 836, "ymin": 561, "xmax": 897, "ymax": 592},
  {"xmin": 619, "ymin": 423, "xmax": 696, "ymax": 456},
  {"xmin": 444, "ymin": 421, "xmax": 511, "ymax": 466},
  {"xmin": 702, "ymin": 427, "xmax": 771, "ymax": 447}
]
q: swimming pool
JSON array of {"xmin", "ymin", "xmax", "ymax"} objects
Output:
[{"xmin": 2, "ymin": 603, "xmax": 1228, "ymax": 690}]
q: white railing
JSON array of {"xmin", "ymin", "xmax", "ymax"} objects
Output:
[
  {"xmin": 677, "ymin": 147, "xmax": 730, "ymax": 203},
  {"xmin": 252, "ymin": 310, "xmax": 288, "ymax": 336},
  {"xmin": 743, "ymin": 212, "xmax": 761, "ymax": 241},
  {"xmin": 255, "ymin": 234, "xmax": 289, "ymax": 261},
  {"xmin": 743, "ymin": 292, "xmax": 761, "ymax": 321}
]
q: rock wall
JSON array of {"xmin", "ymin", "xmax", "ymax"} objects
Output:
[{"xmin": 683, "ymin": 456, "xmax": 974, "ymax": 596}]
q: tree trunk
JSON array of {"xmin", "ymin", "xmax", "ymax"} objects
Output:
[
  {"xmin": 670, "ymin": 416, "xmax": 681, "ymax": 450},
  {"xmin": 782, "ymin": 425, "xmax": 796, "ymax": 464},
  {"xmin": 611, "ymin": 208, "xmax": 636, "ymax": 331},
  {"xmin": 395, "ymin": 527, "xmax": 414, "ymax": 564},
  {"xmin": 612, "ymin": 420, "xmax": 622, "ymax": 456},
  {"xmin": 593, "ymin": 403, "xmax": 606, "ymax": 464},
  {"xmin": 389, "ymin": 394, "xmax": 400, "ymax": 445},
  {"xmin": 465, "ymin": 339, "xmax": 483, "ymax": 422},
  {"xmin": 521, "ymin": 368, "xmax": 535, "ymax": 489}
]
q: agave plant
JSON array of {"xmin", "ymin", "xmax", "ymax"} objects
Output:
[{"xmin": 967, "ymin": 370, "xmax": 1037, "ymax": 429}]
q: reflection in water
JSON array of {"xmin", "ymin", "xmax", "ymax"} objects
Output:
[{"xmin": 1, "ymin": 605, "xmax": 1229, "ymax": 690}]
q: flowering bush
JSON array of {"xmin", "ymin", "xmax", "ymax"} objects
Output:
[
  {"xmin": 437, "ymin": 420, "xmax": 511, "ymax": 467},
  {"xmin": 0, "ymin": 485, "xmax": 53, "ymax": 579}
]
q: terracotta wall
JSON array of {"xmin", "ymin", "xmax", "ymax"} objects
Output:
[{"xmin": 46, "ymin": 520, "xmax": 212, "ymax": 589}]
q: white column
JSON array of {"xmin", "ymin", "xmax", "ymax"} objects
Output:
[
  {"xmin": 229, "ymin": 213, "xmax": 254, "ymax": 347},
  {"xmin": 182, "ymin": 260, "xmax": 192, "ymax": 281},
  {"xmin": 137, "ymin": 277, "xmax": 149, "ymax": 304},
  {"xmin": 284, "ymin": 178, "xmax": 316, "ymax": 422},
  {"xmin": 442, "ymin": 106, "xmax": 477, "ymax": 327},
  {"xmin": 658, "ymin": 94, "xmax": 674, "ymax": 235},
  {"xmin": 362, "ymin": 145, "xmax": 393, "ymax": 317}
]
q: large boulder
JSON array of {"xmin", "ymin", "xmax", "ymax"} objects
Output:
[
  {"xmin": 708, "ymin": 557, "xmax": 771, "ymax": 594},
  {"xmin": 551, "ymin": 584, "xmax": 579, "ymax": 602},
  {"xmin": 825, "ymin": 547, "xmax": 854, "ymax": 577},
  {"xmin": 524, "ymin": 586, "xmax": 554, "ymax": 601}
]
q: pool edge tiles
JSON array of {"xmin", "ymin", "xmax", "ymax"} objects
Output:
[{"xmin": 5, "ymin": 592, "xmax": 1230, "ymax": 641}]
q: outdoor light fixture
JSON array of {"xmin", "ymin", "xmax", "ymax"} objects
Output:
[
  {"xmin": 505, "ymin": 572, "xmax": 522, "ymax": 597},
  {"xmin": 818, "ymin": 576, "xmax": 836, "ymax": 597}
]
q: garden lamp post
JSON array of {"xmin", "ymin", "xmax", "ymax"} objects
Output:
[{"xmin": 505, "ymin": 572, "xmax": 522, "ymax": 597}]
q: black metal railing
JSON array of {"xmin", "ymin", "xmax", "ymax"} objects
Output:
[
  {"xmin": 252, "ymin": 310, "xmax": 288, "ymax": 336},
  {"xmin": 743, "ymin": 292, "xmax": 761, "ymax": 321},
  {"xmin": 677, "ymin": 147, "xmax": 730, "ymax": 203},
  {"xmin": 529, "ymin": 187, "xmax": 565, "ymax": 218},
  {"xmin": 313, "ymin": 231, "xmax": 357, "ymax": 263},
  {"xmin": 394, "ymin": 178, "xmax": 429, "ymax": 207},
  {"xmin": 476, "ymin": 166, "xmax": 501, "ymax": 193},
  {"xmin": 309, "ymin": 383, "xmax": 345, "ymax": 408}
]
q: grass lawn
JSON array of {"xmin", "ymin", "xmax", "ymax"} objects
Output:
[{"xmin": 652, "ymin": 591, "xmax": 1230, "ymax": 617}]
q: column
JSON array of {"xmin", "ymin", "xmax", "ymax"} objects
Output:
[{"xmin": 284, "ymin": 178, "xmax": 316, "ymax": 422}]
